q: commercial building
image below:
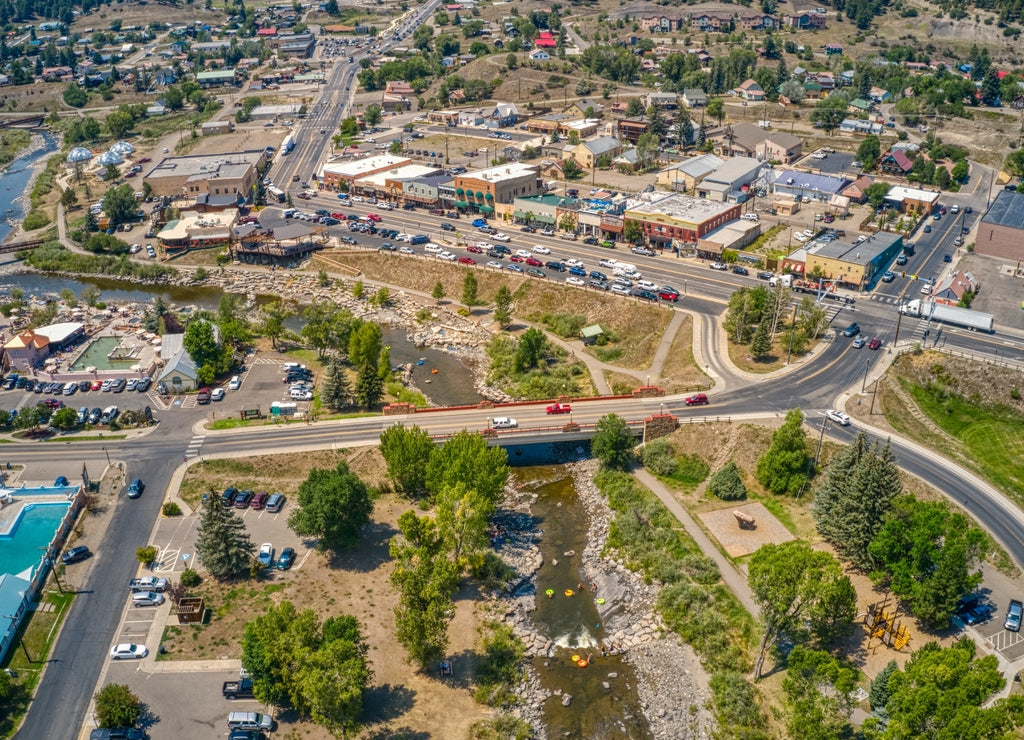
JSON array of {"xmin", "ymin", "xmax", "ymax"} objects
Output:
[
  {"xmin": 453, "ymin": 163, "xmax": 542, "ymax": 214},
  {"xmin": 657, "ymin": 154, "xmax": 725, "ymax": 192},
  {"xmin": 565, "ymin": 136, "xmax": 621, "ymax": 169},
  {"xmin": 143, "ymin": 150, "xmax": 266, "ymax": 199},
  {"xmin": 697, "ymin": 220, "xmax": 762, "ymax": 258},
  {"xmin": 249, "ymin": 104, "xmax": 302, "ymax": 120},
  {"xmin": 403, "ymin": 174, "xmax": 455, "ymax": 206},
  {"xmin": 976, "ymin": 189, "xmax": 1024, "ymax": 260},
  {"xmin": 693, "ymin": 156, "xmax": 762, "ymax": 202},
  {"xmin": 156, "ymin": 211, "xmax": 237, "ymax": 252},
  {"xmin": 624, "ymin": 193, "xmax": 741, "ymax": 249},
  {"xmin": 804, "ymin": 231, "xmax": 903, "ymax": 289},
  {"xmin": 772, "ymin": 170, "xmax": 849, "ymax": 203},
  {"xmin": 883, "ymin": 185, "xmax": 939, "ymax": 215},
  {"xmin": 708, "ymin": 122, "xmax": 803, "ymax": 163},
  {"xmin": 352, "ymin": 163, "xmax": 443, "ymax": 199},
  {"xmin": 320, "ymin": 155, "xmax": 412, "ymax": 189}
]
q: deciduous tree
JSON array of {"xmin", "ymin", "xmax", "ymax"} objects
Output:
[
  {"xmin": 513, "ymin": 327, "xmax": 546, "ymax": 372},
  {"xmin": 755, "ymin": 408, "xmax": 811, "ymax": 496},
  {"xmin": 94, "ymin": 683, "xmax": 142, "ymax": 729},
  {"xmin": 195, "ymin": 499, "xmax": 254, "ymax": 579},
  {"xmin": 868, "ymin": 496, "xmax": 988, "ymax": 628},
  {"xmin": 425, "ymin": 429, "xmax": 508, "ymax": 505},
  {"xmin": 102, "ymin": 183, "xmax": 138, "ymax": 227},
  {"xmin": 380, "ymin": 424, "xmax": 436, "ymax": 496},
  {"xmin": 462, "ymin": 271, "xmax": 478, "ymax": 306},
  {"xmin": 592, "ymin": 413, "xmax": 634, "ymax": 470},
  {"xmin": 748, "ymin": 541, "xmax": 855, "ymax": 680},
  {"xmin": 289, "ymin": 461, "xmax": 374, "ymax": 552},
  {"xmin": 782, "ymin": 647, "xmax": 856, "ymax": 740}
]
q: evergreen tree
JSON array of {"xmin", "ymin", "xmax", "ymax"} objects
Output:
[
  {"xmin": 776, "ymin": 57, "xmax": 789, "ymax": 86},
  {"xmin": 696, "ymin": 124, "xmax": 706, "ymax": 148},
  {"xmin": 354, "ymin": 362, "xmax": 384, "ymax": 408},
  {"xmin": 708, "ymin": 461, "xmax": 746, "ymax": 501},
  {"xmin": 320, "ymin": 361, "xmax": 352, "ymax": 410},
  {"xmin": 814, "ymin": 434, "xmax": 902, "ymax": 571},
  {"xmin": 195, "ymin": 498, "xmax": 255, "ymax": 579},
  {"xmin": 672, "ymin": 106, "xmax": 693, "ymax": 147},
  {"xmin": 645, "ymin": 104, "xmax": 668, "ymax": 140},
  {"xmin": 869, "ymin": 659, "xmax": 899, "ymax": 712},
  {"xmin": 432, "ymin": 281, "xmax": 445, "ymax": 303},
  {"xmin": 750, "ymin": 321, "xmax": 772, "ymax": 359}
]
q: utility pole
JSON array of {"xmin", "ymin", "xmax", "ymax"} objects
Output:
[
  {"xmin": 786, "ymin": 303, "xmax": 799, "ymax": 365},
  {"xmin": 814, "ymin": 417, "xmax": 829, "ymax": 469}
]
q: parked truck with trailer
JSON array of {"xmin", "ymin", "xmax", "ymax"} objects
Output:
[{"xmin": 899, "ymin": 299, "xmax": 994, "ymax": 333}]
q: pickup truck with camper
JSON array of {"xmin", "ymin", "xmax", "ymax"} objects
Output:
[{"xmin": 129, "ymin": 576, "xmax": 168, "ymax": 593}]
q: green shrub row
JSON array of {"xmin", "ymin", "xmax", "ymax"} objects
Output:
[{"xmin": 21, "ymin": 242, "xmax": 177, "ymax": 281}]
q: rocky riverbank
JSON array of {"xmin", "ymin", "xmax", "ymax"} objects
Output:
[{"xmin": 489, "ymin": 463, "xmax": 715, "ymax": 739}]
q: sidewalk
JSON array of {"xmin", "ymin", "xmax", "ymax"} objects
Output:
[{"xmin": 632, "ymin": 467, "xmax": 759, "ymax": 617}]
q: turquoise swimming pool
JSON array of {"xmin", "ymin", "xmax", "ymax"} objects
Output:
[{"xmin": 0, "ymin": 502, "xmax": 71, "ymax": 576}]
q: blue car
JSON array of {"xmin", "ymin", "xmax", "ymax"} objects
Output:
[
  {"xmin": 568, "ymin": 266, "xmax": 586, "ymax": 277},
  {"xmin": 590, "ymin": 270, "xmax": 607, "ymax": 281},
  {"xmin": 471, "ymin": 218, "xmax": 487, "ymax": 227}
]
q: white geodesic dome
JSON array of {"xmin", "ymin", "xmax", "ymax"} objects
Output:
[
  {"xmin": 66, "ymin": 147, "xmax": 93, "ymax": 163},
  {"xmin": 97, "ymin": 150, "xmax": 124, "ymax": 166},
  {"xmin": 109, "ymin": 140, "xmax": 135, "ymax": 155}
]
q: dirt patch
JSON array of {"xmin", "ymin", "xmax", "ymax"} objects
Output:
[
  {"xmin": 659, "ymin": 313, "xmax": 709, "ymax": 392},
  {"xmin": 698, "ymin": 503, "xmax": 796, "ymax": 558},
  {"xmin": 169, "ymin": 447, "xmax": 492, "ymax": 739}
]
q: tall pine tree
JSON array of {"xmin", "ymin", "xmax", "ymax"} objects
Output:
[
  {"xmin": 814, "ymin": 433, "xmax": 902, "ymax": 570},
  {"xmin": 195, "ymin": 499, "xmax": 255, "ymax": 579}
]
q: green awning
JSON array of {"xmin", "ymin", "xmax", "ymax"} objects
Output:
[
  {"xmin": 455, "ymin": 200, "xmax": 469, "ymax": 207},
  {"xmin": 534, "ymin": 214, "xmax": 555, "ymax": 224},
  {"xmin": 476, "ymin": 191, "xmax": 485, "ymax": 199},
  {"xmin": 455, "ymin": 187, "xmax": 464, "ymax": 195},
  {"xmin": 485, "ymin": 192, "xmax": 494, "ymax": 200},
  {"xmin": 513, "ymin": 210, "xmax": 528, "ymax": 219},
  {"xmin": 479, "ymin": 205, "xmax": 494, "ymax": 213}
]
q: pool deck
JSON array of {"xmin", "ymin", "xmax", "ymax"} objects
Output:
[{"xmin": 0, "ymin": 487, "xmax": 77, "ymax": 536}]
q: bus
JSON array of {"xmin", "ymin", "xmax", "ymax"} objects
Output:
[{"xmin": 267, "ymin": 186, "xmax": 286, "ymax": 203}]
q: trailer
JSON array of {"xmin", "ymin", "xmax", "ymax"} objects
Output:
[
  {"xmin": 282, "ymin": 133, "xmax": 296, "ymax": 154},
  {"xmin": 899, "ymin": 299, "xmax": 994, "ymax": 333}
]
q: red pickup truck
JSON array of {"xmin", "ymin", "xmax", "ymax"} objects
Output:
[{"xmin": 546, "ymin": 403, "xmax": 572, "ymax": 414}]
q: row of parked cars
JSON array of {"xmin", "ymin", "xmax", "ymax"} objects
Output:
[
  {"xmin": 220, "ymin": 487, "xmax": 287, "ymax": 514},
  {"xmin": 2, "ymin": 374, "xmax": 152, "ymax": 395}
]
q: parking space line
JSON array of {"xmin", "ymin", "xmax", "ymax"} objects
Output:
[{"xmin": 296, "ymin": 549, "xmax": 314, "ymax": 571}]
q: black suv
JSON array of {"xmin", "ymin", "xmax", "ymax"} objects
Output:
[
  {"xmin": 221, "ymin": 487, "xmax": 239, "ymax": 507},
  {"xmin": 545, "ymin": 261, "xmax": 566, "ymax": 272}
]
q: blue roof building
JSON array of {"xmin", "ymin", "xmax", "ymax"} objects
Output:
[{"xmin": 772, "ymin": 170, "xmax": 850, "ymax": 203}]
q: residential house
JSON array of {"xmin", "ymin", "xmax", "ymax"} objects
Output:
[
  {"xmin": 682, "ymin": 88, "xmax": 707, "ymax": 107},
  {"xmin": 707, "ymin": 122, "xmax": 802, "ymax": 163},
  {"xmin": 824, "ymin": 43, "xmax": 843, "ymax": 55},
  {"xmin": 41, "ymin": 66, "xmax": 73, "ymax": 81},
  {"xmin": 612, "ymin": 148, "xmax": 639, "ymax": 171},
  {"xmin": 195, "ymin": 69, "xmax": 239, "ymax": 88},
  {"xmin": 566, "ymin": 136, "xmax": 621, "ymax": 168},
  {"xmin": 564, "ymin": 99, "xmax": 603, "ymax": 118},
  {"xmin": 839, "ymin": 118, "xmax": 883, "ymax": 135},
  {"xmin": 486, "ymin": 102, "xmax": 520, "ymax": 128},
  {"xmin": 529, "ymin": 49, "xmax": 550, "ymax": 61},
  {"xmin": 848, "ymin": 97, "xmax": 873, "ymax": 114},
  {"xmin": 616, "ymin": 117, "xmax": 649, "ymax": 144},
  {"xmin": 782, "ymin": 10, "xmax": 827, "ymax": 28},
  {"xmin": 535, "ymin": 31, "xmax": 556, "ymax": 48},
  {"xmin": 646, "ymin": 91, "xmax": 678, "ymax": 109},
  {"xmin": 883, "ymin": 185, "xmax": 939, "ymax": 215},
  {"xmin": 841, "ymin": 175, "xmax": 874, "ymax": 203},
  {"xmin": 878, "ymin": 149, "xmax": 914, "ymax": 176},
  {"xmin": 931, "ymin": 271, "xmax": 978, "ymax": 306},
  {"xmin": 868, "ymin": 86, "xmax": 891, "ymax": 104},
  {"xmin": 734, "ymin": 79, "xmax": 766, "ymax": 102},
  {"xmin": 385, "ymin": 81, "xmax": 415, "ymax": 96}
]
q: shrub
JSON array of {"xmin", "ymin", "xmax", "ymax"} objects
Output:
[
  {"xmin": 180, "ymin": 569, "xmax": 202, "ymax": 587},
  {"xmin": 708, "ymin": 461, "xmax": 747, "ymax": 501},
  {"xmin": 541, "ymin": 311, "xmax": 587, "ymax": 338},
  {"xmin": 136, "ymin": 545, "xmax": 158, "ymax": 566},
  {"xmin": 473, "ymin": 622, "xmax": 525, "ymax": 706},
  {"xmin": 162, "ymin": 501, "xmax": 182, "ymax": 516},
  {"xmin": 22, "ymin": 210, "xmax": 50, "ymax": 231},
  {"xmin": 641, "ymin": 438, "xmax": 677, "ymax": 476}
]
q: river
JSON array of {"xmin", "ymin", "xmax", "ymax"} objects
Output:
[
  {"xmin": 0, "ymin": 131, "xmax": 58, "ymax": 245},
  {"xmin": 514, "ymin": 464, "xmax": 652, "ymax": 740}
]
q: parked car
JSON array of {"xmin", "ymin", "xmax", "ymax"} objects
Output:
[
  {"xmin": 709, "ymin": 262, "xmax": 728, "ymax": 271},
  {"xmin": 61, "ymin": 546, "xmax": 91, "ymax": 564},
  {"xmin": 277, "ymin": 547, "xmax": 296, "ymax": 570},
  {"xmin": 731, "ymin": 266, "xmax": 749, "ymax": 276},
  {"xmin": 257, "ymin": 543, "xmax": 274, "ymax": 568},
  {"xmin": 234, "ymin": 490, "xmax": 254, "ymax": 508},
  {"xmin": 110, "ymin": 643, "xmax": 148, "ymax": 660},
  {"xmin": 211, "ymin": 388, "xmax": 226, "ymax": 401},
  {"xmin": 197, "ymin": 388, "xmax": 211, "ymax": 404},
  {"xmin": 1006, "ymin": 600, "xmax": 1023, "ymax": 631}
]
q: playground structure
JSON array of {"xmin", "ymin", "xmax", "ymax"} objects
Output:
[
  {"xmin": 864, "ymin": 600, "xmax": 911, "ymax": 651},
  {"xmin": 733, "ymin": 510, "xmax": 756, "ymax": 530}
]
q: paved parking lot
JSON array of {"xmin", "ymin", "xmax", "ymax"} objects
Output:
[{"xmin": 795, "ymin": 150, "xmax": 858, "ymax": 176}]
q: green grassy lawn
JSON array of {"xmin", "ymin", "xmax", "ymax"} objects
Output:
[
  {"xmin": 0, "ymin": 589, "xmax": 75, "ymax": 738},
  {"xmin": 902, "ymin": 380, "xmax": 1024, "ymax": 502}
]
